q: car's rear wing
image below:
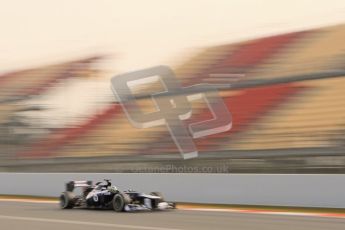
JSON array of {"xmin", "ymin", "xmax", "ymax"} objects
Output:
[{"xmin": 66, "ymin": 180, "xmax": 92, "ymax": 192}]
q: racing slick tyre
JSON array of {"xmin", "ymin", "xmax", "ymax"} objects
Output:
[
  {"xmin": 60, "ymin": 192, "xmax": 76, "ymax": 209},
  {"xmin": 150, "ymin": 192, "xmax": 166, "ymax": 209},
  {"xmin": 150, "ymin": 192, "xmax": 165, "ymax": 202},
  {"xmin": 112, "ymin": 193, "xmax": 131, "ymax": 212}
]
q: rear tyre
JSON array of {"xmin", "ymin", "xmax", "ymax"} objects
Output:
[
  {"xmin": 60, "ymin": 192, "xmax": 75, "ymax": 209},
  {"xmin": 112, "ymin": 193, "xmax": 131, "ymax": 212}
]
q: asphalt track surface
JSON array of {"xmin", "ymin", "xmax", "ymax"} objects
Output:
[{"xmin": 0, "ymin": 201, "xmax": 345, "ymax": 230}]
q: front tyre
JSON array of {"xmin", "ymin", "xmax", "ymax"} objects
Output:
[
  {"xmin": 150, "ymin": 192, "xmax": 165, "ymax": 202},
  {"xmin": 150, "ymin": 192, "xmax": 165, "ymax": 209},
  {"xmin": 60, "ymin": 192, "xmax": 75, "ymax": 209}
]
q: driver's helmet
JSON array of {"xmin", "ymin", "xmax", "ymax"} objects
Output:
[{"xmin": 108, "ymin": 186, "xmax": 118, "ymax": 193}]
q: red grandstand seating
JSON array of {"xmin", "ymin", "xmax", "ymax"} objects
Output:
[{"xmin": 17, "ymin": 103, "xmax": 122, "ymax": 158}]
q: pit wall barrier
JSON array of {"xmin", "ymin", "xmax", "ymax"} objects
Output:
[{"xmin": 1, "ymin": 173, "xmax": 344, "ymax": 208}]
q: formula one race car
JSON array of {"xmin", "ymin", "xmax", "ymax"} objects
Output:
[{"xmin": 59, "ymin": 180, "xmax": 175, "ymax": 212}]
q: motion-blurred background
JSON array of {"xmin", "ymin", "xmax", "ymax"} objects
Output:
[{"xmin": 1, "ymin": 0, "xmax": 345, "ymax": 173}]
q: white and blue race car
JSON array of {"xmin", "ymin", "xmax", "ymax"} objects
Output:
[{"xmin": 60, "ymin": 179, "xmax": 175, "ymax": 212}]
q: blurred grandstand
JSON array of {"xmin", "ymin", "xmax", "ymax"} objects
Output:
[{"xmin": 1, "ymin": 24, "xmax": 345, "ymax": 173}]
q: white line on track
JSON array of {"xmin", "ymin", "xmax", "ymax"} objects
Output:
[{"xmin": 0, "ymin": 214, "xmax": 182, "ymax": 230}]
